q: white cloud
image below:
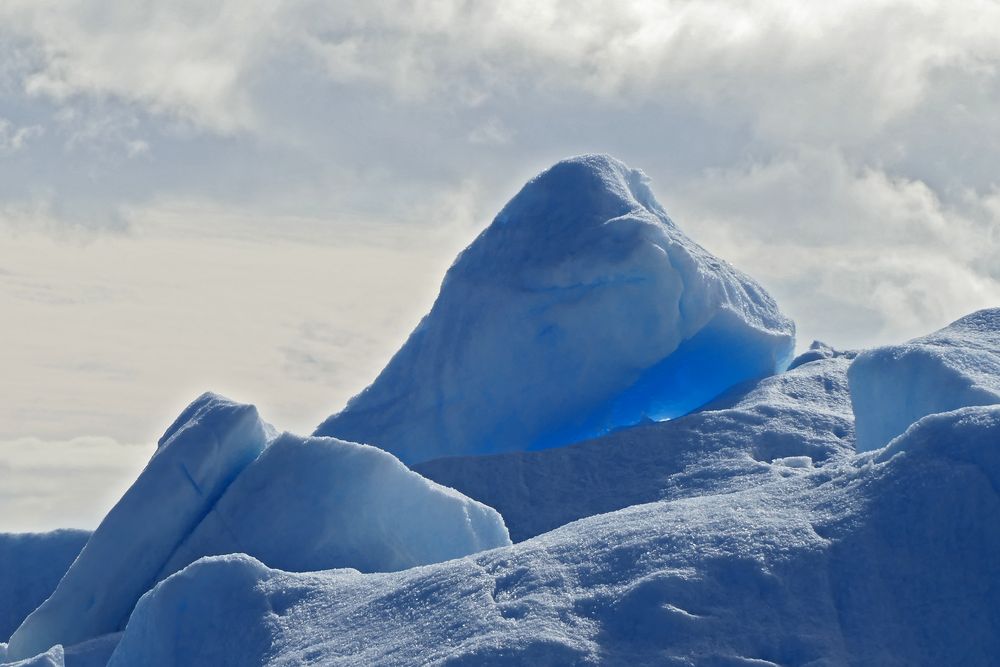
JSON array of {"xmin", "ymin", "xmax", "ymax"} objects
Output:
[
  {"xmin": 667, "ymin": 149, "xmax": 1000, "ymax": 347},
  {"xmin": 3, "ymin": 1, "xmax": 998, "ymax": 140},
  {"xmin": 0, "ymin": 0, "xmax": 280, "ymax": 133},
  {"xmin": 467, "ymin": 117, "xmax": 513, "ymax": 145},
  {"xmin": 0, "ymin": 117, "xmax": 43, "ymax": 153}
]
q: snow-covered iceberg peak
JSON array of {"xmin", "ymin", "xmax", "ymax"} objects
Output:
[
  {"xmin": 849, "ymin": 307, "xmax": 1000, "ymax": 451},
  {"xmin": 317, "ymin": 154, "xmax": 795, "ymax": 463}
]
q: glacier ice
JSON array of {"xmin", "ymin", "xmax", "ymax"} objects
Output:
[
  {"xmin": 849, "ymin": 307, "xmax": 1000, "ymax": 451},
  {"xmin": 316, "ymin": 154, "xmax": 795, "ymax": 463},
  {"xmin": 416, "ymin": 356, "xmax": 855, "ymax": 541},
  {"xmin": 108, "ymin": 403, "xmax": 1000, "ymax": 666},
  {"xmin": 0, "ymin": 531, "xmax": 89, "ymax": 642},
  {"xmin": 5, "ymin": 394, "xmax": 270, "ymax": 661},
  {"xmin": 4, "ymin": 393, "xmax": 510, "ymax": 664},
  {"xmin": 158, "ymin": 432, "xmax": 510, "ymax": 576}
]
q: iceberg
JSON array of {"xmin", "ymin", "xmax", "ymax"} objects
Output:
[
  {"xmin": 9, "ymin": 153, "xmax": 999, "ymax": 666},
  {"xmin": 5, "ymin": 394, "xmax": 270, "ymax": 661},
  {"xmin": 5, "ymin": 393, "xmax": 509, "ymax": 663},
  {"xmin": 849, "ymin": 308, "xmax": 1000, "ymax": 451},
  {"xmin": 316, "ymin": 154, "xmax": 795, "ymax": 463}
]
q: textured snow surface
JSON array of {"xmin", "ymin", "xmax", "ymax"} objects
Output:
[
  {"xmin": 0, "ymin": 633, "xmax": 119, "ymax": 667},
  {"xmin": 159, "ymin": 432, "xmax": 510, "ymax": 575},
  {"xmin": 317, "ymin": 154, "xmax": 795, "ymax": 463},
  {"xmin": 109, "ymin": 404, "xmax": 1000, "ymax": 666},
  {"xmin": 849, "ymin": 308, "xmax": 1000, "ymax": 451},
  {"xmin": 1, "ymin": 644, "xmax": 63, "ymax": 667},
  {"xmin": 417, "ymin": 357, "xmax": 854, "ymax": 541},
  {"xmin": 0, "ymin": 531, "xmax": 89, "ymax": 642},
  {"xmin": 5, "ymin": 394, "xmax": 270, "ymax": 661}
]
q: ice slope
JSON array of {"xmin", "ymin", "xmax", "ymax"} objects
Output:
[
  {"xmin": 6, "ymin": 393, "xmax": 510, "ymax": 663},
  {"xmin": 416, "ymin": 356, "xmax": 855, "ymax": 541},
  {"xmin": 316, "ymin": 154, "xmax": 795, "ymax": 463},
  {"xmin": 5, "ymin": 394, "xmax": 270, "ymax": 661},
  {"xmin": 0, "ymin": 531, "xmax": 89, "ymax": 642},
  {"xmin": 849, "ymin": 308, "xmax": 1000, "ymax": 451},
  {"xmin": 158, "ymin": 433, "xmax": 510, "ymax": 576},
  {"xmin": 108, "ymin": 405, "xmax": 1000, "ymax": 666}
]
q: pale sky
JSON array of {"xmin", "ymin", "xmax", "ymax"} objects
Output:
[{"xmin": 2, "ymin": 0, "xmax": 999, "ymax": 531}]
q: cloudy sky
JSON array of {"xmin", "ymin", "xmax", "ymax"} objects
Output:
[{"xmin": 2, "ymin": 0, "xmax": 999, "ymax": 531}]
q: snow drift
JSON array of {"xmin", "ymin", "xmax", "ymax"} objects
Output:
[
  {"xmin": 849, "ymin": 308, "xmax": 1000, "ymax": 451},
  {"xmin": 316, "ymin": 154, "xmax": 795, "ymax": 463}
]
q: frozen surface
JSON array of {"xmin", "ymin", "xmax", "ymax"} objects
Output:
[
  {"xmin": 317, "ymin": 154, "xmax": 795, "ymax": 463},
  {"xmin": 1, "ymin": 645, "xmax": 63, "ymax": 667},
  {"xmin": 417, "ymin": 357, "xmax": 854, "ymax": 541},
  {"xmin": 849, "ymin": 308, "xmax": 1000, "ymax": 451},
  {"xmin": 5, "ymin": 394, "xmax": 269, "ymax": 661},
  {"xmin": 109, "ymin": 404, "xmax": 1000, "ymax": 666},
  {"xmin": 0, "ymin": 531, "xmax": 89, "ymax": 642},
  {"xmin": 159, "ymin": 433, "xmax": 510, "ymax": 576}
]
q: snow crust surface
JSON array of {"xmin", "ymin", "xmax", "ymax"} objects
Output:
[
  {"xmin": 849, "ymin": 308, "xmax": 1000, "ymax": 451},
  {"xmin": 109, "ymin": 404, "xmax": 1000, "ymax": 666},
  {"xmin": 317, "ymin": 154, "xmax": 795, "ymax": 463},
  {"xmin": 0, "ymin": 531, "xmax": 89, "ymax": 642}
]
